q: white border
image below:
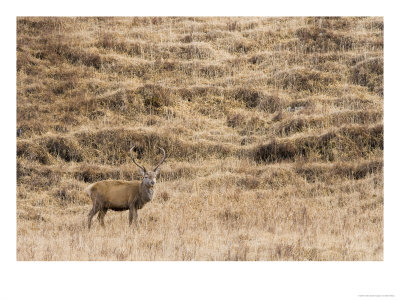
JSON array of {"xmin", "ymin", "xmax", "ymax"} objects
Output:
[{"xmin": 2, "ymin": 1, "xmax": 399, "ymax": 299}]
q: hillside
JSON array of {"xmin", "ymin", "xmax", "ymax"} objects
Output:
[{"xmin": 16, "ymin": 17, "xmax": 383, "ymax": 260}]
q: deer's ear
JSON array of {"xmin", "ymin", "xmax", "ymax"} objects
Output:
[{"xmin": 139, "ymin": 168, "xmax": 146, "ymax": 176}]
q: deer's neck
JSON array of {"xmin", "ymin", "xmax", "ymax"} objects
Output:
[{"xmin": 140, "ymin": 182, "xmax": 155, "ymax": 202}]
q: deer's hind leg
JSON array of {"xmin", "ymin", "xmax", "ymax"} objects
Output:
[
  {"xmin": 88, "ymin": 199, "xmax": 101, "ymax": 229},
  {"xmin": 97, "ymin": 208, "xmax": 108, "ymax": 227}
]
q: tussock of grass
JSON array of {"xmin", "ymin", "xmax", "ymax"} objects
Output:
[
  {"xmin": 17, "ymin": 140, "xmax": 52, "ymax": 164},
  {"xmin": 295, "ymin": 26, "xmax": 356, "ymax": 52},
  {"xmin": 271, "ymin": 67, "xmax": 338, "ymax": 93},
  {"xmin": 254, "ymin": 124, "xmax": 383, "ymax": 163},
  {"xmin": 351, "ymin": 57, "xmax": 383, "ymax": 95},
  {"xmin": 70, "ymin": 164, "xmax": 128, "ymax": 183},
  {"xmin": 136, "ymin": 84, "xmax": 173, "ymax": 110},
  {"xmin": 75, "ymin": 127, "xmax": 235, "ymax": 164},
  {"xmin": 51, "ymin": 178, "xmax": 88, "ymax": 206},
  {"xmin": 295, "ymin": 160, "xmax": 383, "ymax": 182},
  {"xmin": 275, "ymin": 110, "xmax": 382, "ymax": 136},
  {"xmin": 40, "ymin": 136, "xmax": 84, "ymax": 162},
  {"xmin": 17, "ymin": 160, "xmax": 61, "ymax": 189}
]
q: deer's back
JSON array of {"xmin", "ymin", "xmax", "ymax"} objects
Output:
[{"xmin": 86, "ymin": 180, "xmax": 141, "ymax": 208}]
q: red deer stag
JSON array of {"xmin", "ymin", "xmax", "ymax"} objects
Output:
[{"xmin": 86, "ymin": 147, "xmax": 166, "ymax": 229}]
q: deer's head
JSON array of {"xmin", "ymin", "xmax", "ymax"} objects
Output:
[{"xmin": 130, "ymin": 147, "xmax": 166, "ymax": 188}]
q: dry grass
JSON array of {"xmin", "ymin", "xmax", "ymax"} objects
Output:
[{"xmin": 16, "ymin": 17, "xmax": 383, "ymax": 261}]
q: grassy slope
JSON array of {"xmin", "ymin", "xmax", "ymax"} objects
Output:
[{"xmin": 17, "ymin": 17, "xmax": 383, "ymax": 260}]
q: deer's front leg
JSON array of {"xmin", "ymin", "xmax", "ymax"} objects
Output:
[{"xmin": 129, "ymin": 206, "xmax": 138, "ymax": 227}]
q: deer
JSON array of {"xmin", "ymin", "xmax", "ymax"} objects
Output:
[{"xmin": 86, "ymin": 146, "xmax": 166, "ymax": 229}]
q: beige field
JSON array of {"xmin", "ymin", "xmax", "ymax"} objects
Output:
[{"xmin": 16, "ymin": 17, "xmax": 383, "ymax": 260}]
